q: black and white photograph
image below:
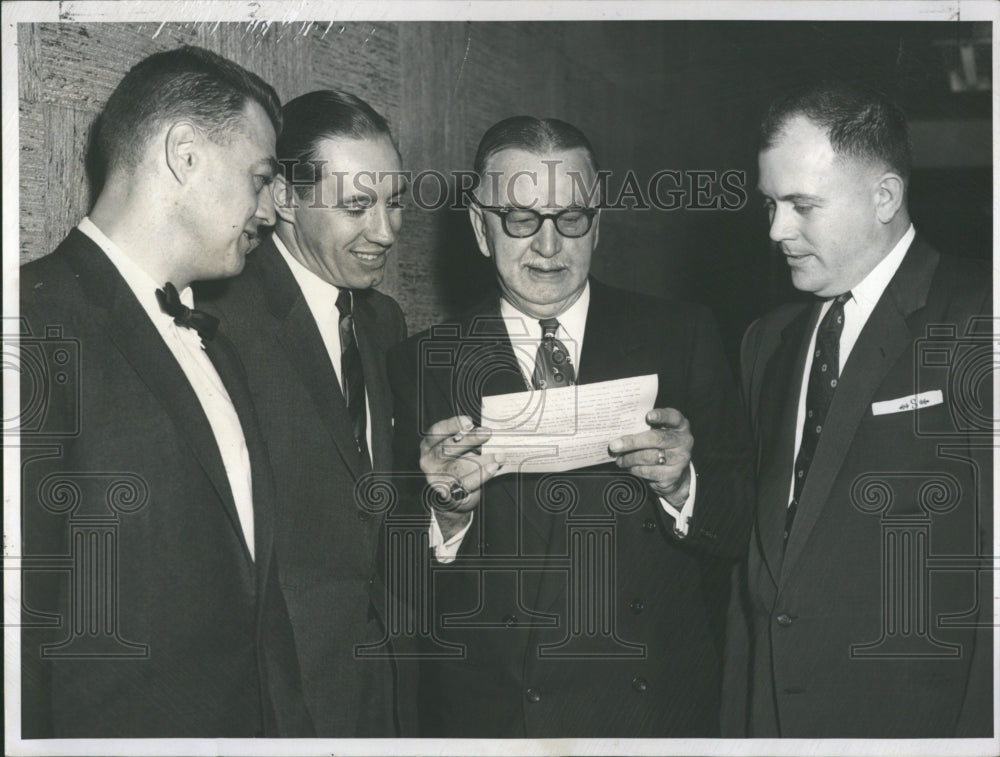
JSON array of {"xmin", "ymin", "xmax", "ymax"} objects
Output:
[{"xmin": 3, "ymin": 1, "xmax": 996, "ymax": 755}]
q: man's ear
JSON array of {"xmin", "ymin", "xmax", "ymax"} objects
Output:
[
  {"xmin": 468, "ymin": 203, "xmax": 491, "ymax": 258},
  {"xmin": 272, "ymin": 174, "xmax": 297, "ymax": 224},
  {"xmin": 591, "ymin": 208, "xmax": 601, "ymax": 250},
  {"xmin": 873, "ymin": 171, "xmax": 906, "ymax": 224},
  {"xmin": 164, "ymin": 121, "xmax": 198, "ymax": 184}
]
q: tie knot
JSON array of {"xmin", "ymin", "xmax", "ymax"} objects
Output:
[
  {"xmin": 539, "ymin": 318, "xmax": 560, "ymax": 339},
  {"xmin": 336, "ymin": 288, "xmax": 354, "ymax": 318},
  {"xmin": 818, "ymin": 291, "xmax": 851, "ymax": 336}
]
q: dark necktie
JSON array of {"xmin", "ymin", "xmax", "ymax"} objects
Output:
[
  {"xmin": 336, "ymin": 288, "xmax": 372, "ymax": 470},
  {"xmin": 532, "ymin": 318, "xmax": 576, "ymax": 390},
  {"xmin": 155, "ymin": 282, "xmax": 218, "ymax": 341},
  {"xmin": 785, "ymin": 292, "xmax": 851, "ymax": 544}
]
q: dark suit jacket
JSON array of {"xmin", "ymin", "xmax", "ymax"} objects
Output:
[
  {"xmin": 388, "ymin": 278, "xmax": 755, "ymax": 737},
  {"xmin": 723, "ymin": 237, "xmax": 993, "ymax": 738},
  {"xmin": 199, "ymin": 237, "xmax": 410, "ymax": 736},
  {"xmin": 19, "ymin": 230, "xmax": 314, "ymax": 738}
]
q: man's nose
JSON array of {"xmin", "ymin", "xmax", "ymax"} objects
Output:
[
  {"xmin": 365, "ymin": 203, "xmax": 396, "ymax": 246},
  {"xmin": 530, "ymin": 218, "xmax": 562, "ymax": 258},
  {"xmin": 255, "ymin": 185, "xmax": 276, "ymax": 227},
  {"xmin": 768, "ymin": 204, "xmax": 796, "ymax": 243}
]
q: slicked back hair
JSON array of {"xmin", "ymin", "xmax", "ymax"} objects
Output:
[
  {"xmin": 760, "ymin": 81, "xmax": 912, "ymax": 181},
  {"xmin": 277, "ymin": 89, "xmax": 395, "ymax": 198},
  {"xmin": 94, "ymin": 45, "xmax": 281, "ymax": 181},
  {"xmin": 473, "ymin": 116, "xmax": 600, "ymax": 181}
]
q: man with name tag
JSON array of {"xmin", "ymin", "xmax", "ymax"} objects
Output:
[
  {"xmin": 723, "ymin": 82, "xmax": 992, "ymax": 737},
  {"xmin": 200, "ymin": 90, "xmax": 410, "ymax": 736},
  {"xmin": 388, "ymin": 116, "xmax": 754, "ymax": 737},
  {"xmin": 19, "ymin": 46, "xmax": 313, "ymax": 737}
]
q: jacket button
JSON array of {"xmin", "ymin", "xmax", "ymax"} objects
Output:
[
  {"xmin": 776, "ymin": 613, "xmax": 793, "ymax": 626},
  {"xmin": 632, "ymin": 676, "xmax": 648, "ymax": 693},
  {"xmin": 642, "ymin": 518, "xmax": 657, "ymax": 532},
  {"xmin": 629, "ymin": 598, "xmax": 645, "ymax": 614},
  {"xmin": 525, "ymin": 687, "xmax": 541, "ymax": 703},
  {"xmin": 502, "ymin": 614, "xmax": 518, "ymax": 628}
]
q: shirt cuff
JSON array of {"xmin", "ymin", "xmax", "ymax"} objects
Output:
[
  {"xmin": 429, "ymin": 510, "xmax": 474, "ymax": 564},
  {"xmin": 658, "ymin": 462, "xmax": 697, "ymax": 537}
]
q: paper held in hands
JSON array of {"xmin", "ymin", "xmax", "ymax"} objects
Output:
[{"xmin": 480, "ymin": 374, "xmax": 658, "ymax": 475}]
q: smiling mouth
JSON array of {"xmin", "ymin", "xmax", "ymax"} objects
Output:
[{"xmin": 352, "ymin": 250, "xmax": 387, "ymax": 264}]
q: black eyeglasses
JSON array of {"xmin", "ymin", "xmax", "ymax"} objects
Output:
[{"xmin": 476, "ymin": 203, "xmax": 598, "ymax": 238}]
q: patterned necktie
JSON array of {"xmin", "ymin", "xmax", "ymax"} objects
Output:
[
  {"xmin": 532, "ymin": 318, "xmax": 576, "ymax": 390},
  {"xmin": 335, "ymin": 289, "xmax": 371, "ymax": 470},
  {"xmin": 785, "ymin": 292, "xmax": 851, "ymax": 544},
  {"xmin": 155, "ymin": 282, "xmax": 219, "ymax": 341}
]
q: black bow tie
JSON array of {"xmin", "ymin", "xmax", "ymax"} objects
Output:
[{"xmin": 155, "ymin": 282, "xmax": 218, "ymax": 341}]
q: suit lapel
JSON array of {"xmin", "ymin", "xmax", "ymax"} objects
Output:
[
  {"xmin": 258, "ymin": 243, "xmax": 367, "ymax": 481},
  {"xmin": 458, "ymin": 299, "xmax": 553, "ymax": 554},
  {"xmin": 574, "ymin": 280, "xmax": 643, "ymax": 386},
  {"xmin": 467, "ymin": 303, "xmax": 533, "ymax": 401},
  {"xmin": 531, "ymin": 281, "xmax": 643, "ymax": 616},
  {"xmin": 354, "ymin": 295, "xmax": 393, "ymax": 471},
  {"xmin": 780, "ymin": 239, "xmax": 940, "ymax": 584},
  {"xmin": 68, "ymin": 235, "xmax": 253, "ymax": 570},
  {"xmin": 204, "ymin": 334, "xmax": 270, "ymax": 581},
  {"xmin": 755, "ymin": 305, "xmax": 817, "ymax": 585}
]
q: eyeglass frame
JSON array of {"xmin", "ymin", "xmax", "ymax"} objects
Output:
[{"xmin": 473, "ymin": 200, "xmax": 600, "ymax": 239}]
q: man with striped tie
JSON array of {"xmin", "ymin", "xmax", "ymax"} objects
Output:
[
  {"xmin": 388, "ymin": 116, "xmax": 754, "ymax": 737},
  {"xmin": 201, "ymin": 89, "xmax": 410, "ymax": 736}
]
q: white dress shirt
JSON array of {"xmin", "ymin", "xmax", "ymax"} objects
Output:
[
  {"xmin": 274, "ymin": 234, "xmax": 373, "ymax": 455},
  {"xmin": 788, "ymin": 224, "xmax": 915, "ymax": 507},
  {"xmin": 79, "ymin": 217, "xmax": 256, "ymax": 558},
  {"xmin": 432, "ymin": 281, "xmax": 698, "ymax": 562}
]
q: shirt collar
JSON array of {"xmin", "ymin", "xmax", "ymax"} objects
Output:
[
  {"xmin": 847, "ymin": 223, "xmax": 915, "ymax": 311},
  {"xmin": 77, "ymin": 216, "xmax": 194, "ymax": 326},
  {"xmin": 273, "ymin": 232, "xmax": 344, "ymax": 318},
  {"xmin": 498, "ymin": 280, "xmax": 591, "ymax": 344}
]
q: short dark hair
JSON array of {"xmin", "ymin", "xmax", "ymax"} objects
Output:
[
  {"xmin": 473, "ymin": 116, "xmax": 600, "ymax": 179},
  {"xmin": 94, "ymin": 46, "xmax": 281, "ymax": 180},
  {"xmin": 277, "ymin": 89, "xmax": 395, "ymax": 198},
  {"xmin": 760, "ymin": 81, "xmax": 912, "ymax": 180}
]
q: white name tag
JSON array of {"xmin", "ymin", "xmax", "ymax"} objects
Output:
[{"xmin": 871, "ymin": 390, "xmax": 944, "ymax": 416}]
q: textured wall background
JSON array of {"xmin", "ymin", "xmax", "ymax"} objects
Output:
[
  {"xmin": 17, "ymin": 21, "xmax": 992, "ymax": 354},
  {"xmin": 18, "ymin": 21, "xmax": 701, "ymax": 338}
]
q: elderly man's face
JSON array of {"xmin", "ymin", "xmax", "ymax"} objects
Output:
[
  {"xmin": 287, "ymin": 135, "xmax": 405, "ymax": 290},
  {"xmin": 471, "ymin": 147, "xmax": 599, "ymax": 319},
  {"xmin": 758, "ymin": 115, "xmax": 887, "ymax": 298},
  {"xmin": 186, "ymin": 101, "xmax": 278, "ymax": 281}
]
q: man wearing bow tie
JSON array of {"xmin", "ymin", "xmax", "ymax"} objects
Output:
[
  {"xmin": 199, "ymin": 90, "xmax": 410, "ymax": 736},
  {"xmin": 722, "ymin": 82, "xmax": 992, "ymax": 737},
  {"xmin": 19, "ymin": 46, "xmax": 312, "ymax": 737},
  {"xmin": 388, "ymin": 116, "xmax": 754, "ymax": 737}
]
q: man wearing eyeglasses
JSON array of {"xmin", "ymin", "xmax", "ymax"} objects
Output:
[{"xmin": 388, "ymin": 116, "xmax": 754, "ymax": 737}]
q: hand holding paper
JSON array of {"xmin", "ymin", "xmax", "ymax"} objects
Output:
[
  {"xmin": 419, "ymin": 415, "xmax": 504, "ymax": 538},
  {"xmin": 480, "ymin": 374, "xmax": 660, "ymax": 474},
  {"xmin": 609, "ymin": 407, "xmax": 693, "ymax": 505}
]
